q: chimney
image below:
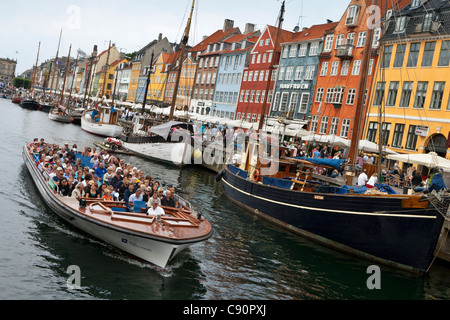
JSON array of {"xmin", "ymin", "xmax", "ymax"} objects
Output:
[
  {"xmin": 92, "ymin": 45, "xmax": 98, "ymax": 58},
  {"xmin": 223, "ymin": 19, "xmax": 234, "ymax": 32},
  {"xmin": 158, "ymin": 33, "xmax": 162, "ymax": 41},
  {"xmin": 244, "ymin": 23, "xmax": 255, "ymax": 34},
  {"xmin": 302, "ymin": 27, "xmax": 308, "ymax": 31},
  {"xmin": 326, "ymin": 19, "xmax": 333, "ymax": 24},
  {"xmin": 203, "ymin": 35, "xmax": 208, "ymax": 41}
]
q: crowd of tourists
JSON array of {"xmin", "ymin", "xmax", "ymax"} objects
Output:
[{"xmin": 27, "ymin": 138, "xmax": 180, "ymax": 214}]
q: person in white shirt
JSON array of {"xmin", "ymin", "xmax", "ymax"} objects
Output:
[
  {"xmin": 366, "ymin": 173, "xmax": 378, "ymax": 188},
  {"xmin": 147, "ymin": 198, "xmax": 165, "ymax": 217},
  {"xmin": 357, "ymin": 170, "xmax": 368, "ymax": 186}
]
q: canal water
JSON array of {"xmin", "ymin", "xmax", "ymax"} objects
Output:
[{"xmin": 1, "ymin": 98, "xmax": 449, "ymax": 300}]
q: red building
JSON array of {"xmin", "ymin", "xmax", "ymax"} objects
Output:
[{"xmin": 235, "ymin": 25, "xmax": 294, "ymax": 124}]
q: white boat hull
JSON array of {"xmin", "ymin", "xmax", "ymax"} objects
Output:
[
  {"xmin": 23, "ymin": 147, "xmax": 204, "ymax": 268},
  {"xmin": 81, "ymin": 115, "xmax": 123, "ymax": 138},
  {"xmin": 49, "ymin": 112, "xmax": 73, "ymax": 123},
  {"xmin": 122, "ymin": 141, "xmax": 193, "ymax": 166}
]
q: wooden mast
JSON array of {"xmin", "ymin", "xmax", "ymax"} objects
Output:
[
  {"xmin": 60, "ymin": 44, "xmax": 72, "ymax": 106},
  {"xmin": 258, "ymin": 1, "xmax": 285, "ymax": 131},
  {"xmin": 141, "ymin": 51, "xmax": 154, "ymax": 114},
  {"xmin": 31, "ymin": 41, "xmax": 41, "ymax": 98},
  {"xmin": 50, "ymin": 29, "xmax": 63, "ymax": 96},
  {"xmin": 168, "ymin": 0, "xmax": 195, "ymax": 120},
  {"xmin": 68, "ymin": 50, "xmax": 80, "ymax": 106},
  {"xmin": 345, "ymin": 0, "xmax": 376, "ymax": 185},
  {"xmin": 101, "ymin": 41, "xmax": 112, "ymax": 102}
]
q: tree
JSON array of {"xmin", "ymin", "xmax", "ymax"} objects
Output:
[
  {"xmin": 13, "ymin": 77, "xmax": 31, "ymax": 89},
  {"xmin": 124, "ymin": 51, "xmax": 137, "ymax": 61}
]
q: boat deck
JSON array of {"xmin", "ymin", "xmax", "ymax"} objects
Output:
[{"xmin": 53, "ymin": 193, "xmax": 212, "ymax": 242}]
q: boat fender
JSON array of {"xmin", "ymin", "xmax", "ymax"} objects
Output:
[
  {"xmin": 252, "ymin": 169, "xmax": 260, "ymax": 181},
  {"xmin": 216, "ymin": 170, "xmax": 224, "ymax": 182}
]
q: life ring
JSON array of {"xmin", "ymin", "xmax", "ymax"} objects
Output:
[{"xmin": 252, "ymin": 169, "xmax": 260, "ymax": 181}]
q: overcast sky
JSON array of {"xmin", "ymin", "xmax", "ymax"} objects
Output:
[{"xmin": 2, "ymin": 0, "xmax": 350, "ymax": 75}]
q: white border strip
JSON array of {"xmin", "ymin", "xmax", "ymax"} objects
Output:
[{"xmin": 222, "ymin": 177, "xmax": 436, "ymax": 219}]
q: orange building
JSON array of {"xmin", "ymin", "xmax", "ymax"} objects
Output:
[{"xmin": 308, "ymin": 0, "xmax": 409, "ymax": 140}]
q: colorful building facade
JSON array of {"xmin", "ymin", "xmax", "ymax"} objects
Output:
[{"xmin": 364, "ymin": 0, "xmax": 450, "ymax": 159}]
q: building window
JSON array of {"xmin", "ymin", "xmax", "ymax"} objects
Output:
[
  {"xmin": 366, "ymin": 122, "xmax": 378, "ymax": 142},
  {"xmin": 438, "ymin": 40, "xmax": 450, "ymax": 66},
  {"xmin": 335, "ymin": 34, "xmax": 344, "ymax": 49},
  {"xmin": 298, "ymin": 92, "xmax": 309, "ymax": 114},
  {"xmin": 310, "ymin": 115, "xmax": 319, "ymax": 132},
  {"xmin": 395, "ymin": 16, "xmax": 407, "ymax": 33},
  {"xmin": 309, "ymin": 42, "xmax": 319, "ymax": 56},
  {"xmin": 325, "ymin": 88, "xmax": 334, "ymax": 103},
  {"xmin": 382, "ymin": 45, "xmax": 393, "ymax": 68},
  {"xmin": 278, "ymin": 67, "xmax": 285, "ymax": 80},
  {"xmin": 324, "ymin": 35, "xmax": 334, "ymax": 52},
  {"xmin": 386, "ymin": 81, "xmax": 399, "ymax": 106},
  {"xmin": 285, "ymin": 66, "xmax": 294, "ymax": 80},
  {"xmin": 346, "ymin": 88, "xmax": 356, "ymax": 105},
  {"xmin": 352, "ymin": 60, "xmax": 361, "ymax": 75},
  {"xmin": 315, "ymin": 88, "xmax": 324, "ymax": 102},
  {"xmin": 320, "ymin": 62, "xmax": 328, "ymax": 76},
  {"xmin": 399, "ymin": 81, "xmax": 413, "ymax": 107},
  {"xmin": 430, "ymin": 81, "xmax": 445, "ymax": 109},
  {"xmin": 288, "ymin": 92, "xmax": 299, "ymax": 115},
  {"xmin": 330, "ymin": 117, "xmax": 339, "ymax": 135},
  {"xmin": 356, "ymin": 32, "xmax": 366, "ymax": 47},
  {"xmin": 381, "ymin": 122, "xmax": 391, "ymax": 146},
  {"xmin": 271, "ymin": 92, "xmax": 280, "ymax": 111},
  {"xmin": 392, "ymin": 124, "xmax": 405, "ymax": 148},
  {"xmin": 298, "ymin": 44, "xmax": 307, "ymax": 57},
  {"xmin": 346, "ymin": 5, "xmax": 360, "ymax": 25},
  {"xmin": 295, "ymin": 66, "xmax": 304, "ymax": 80},
  {"xmin": 413, "ymin": 81, "xmax": 428, "ymax": 108},
  {"xmin": 407, "ymin": 43, "xmax": 421, "ymax": 67},
  {"xmin": 411, "ymin": 0, "xmax": 420, "ymax": 8},
  {"xmin": 282, "ymin": 46, "xmax": 289, "ymax": 58},
  {"xmin": 422, "ymin": 13, "xmax": 433, "ymax": 32},
  {"xmin": 373, "ymin": 82, "xmax": 385, "ymax": 106},
  {"xmin": 405, "ymin": 125, "xmax": 418, "ymax": 150},
  {"xmin": 341, "ymin": 60, "xmax": 350, "ymax": 76},
  {"xmin": 330, "ymin": 61, "xmax": 339, "ymax": 76},
  {"xmin": 340, "ymin": 119, "xmax": 350, "ymax": 138},
  {"xmin": 421, "ymin": 41, "xmax": 436, "ymax": 67},
  {"xmin": 319, "ymin": 116, "xmax": 329, "ymax": 134},
  {"xmin": 305, "ymin": 65, "xmax": 315, "ymax": 80},
  {"xmin": 393, "ymin": 44, "xmax": 406, "ymax": 68},
  {"xmin": 279, "ymin": 92, "xmax": 289, "ymax": 112}
]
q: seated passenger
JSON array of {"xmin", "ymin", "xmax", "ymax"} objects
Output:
[
  {"xmin": 147, "ymin": 198, "xmax": 165, "ymax": 217},
  {"xmin": 161, "ymin": 190, "xmax": 176, "ymax": 207},
  {"xmin": 71, "ymin": 182, "xmax": 85, "ymax": 200}
]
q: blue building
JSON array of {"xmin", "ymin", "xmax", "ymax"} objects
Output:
[
  {"xmin": 211, "ymin": 33, "xmax": 259, "ymax": 119},
  {"xmin": 270, "ymin": 22, "xmax": 337, "ymax": 121}
]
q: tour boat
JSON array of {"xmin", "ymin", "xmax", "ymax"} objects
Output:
[
  {"xmin": 23, "ymin": 144, "xmax": 213, "ymax": 268},
  {"xmin": 81, "ymin": 106, "xmax": 123, "ymax": 137}
]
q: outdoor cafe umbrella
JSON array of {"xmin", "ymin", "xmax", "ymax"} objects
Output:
[{"xmin": 387, "ymin": 152, "xmax": 450, "ymax": 169}]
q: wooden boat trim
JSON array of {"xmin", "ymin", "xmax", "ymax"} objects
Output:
[{"xmin": 221, "ymin": 172, "xmax": 436, "ymax": 219}]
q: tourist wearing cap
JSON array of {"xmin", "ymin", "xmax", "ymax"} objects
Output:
[{"xmin": 147, "ymin": 198, "xmax": 165, "ymax": 217}]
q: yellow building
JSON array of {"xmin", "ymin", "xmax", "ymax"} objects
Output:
[
  {"xmin": 127, "ymin": 61, "xmax": 141, "ymax": 102},
  {"xmin": 145, "ymin": 52, "xmax": 171, "ymax": 103},
  {"xmin": 176, "ymin": 54, "xmax": 196, "ymax": 110},
  {"xmin": 364, "ymin": 3, "xmax": 450, "ymax": 161}
]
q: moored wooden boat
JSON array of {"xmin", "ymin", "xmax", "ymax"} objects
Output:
[
  {"xmin": 81, "ymin": 106, "xmax": 123, "ymax": 137},
  {"xmin": 23, "ymin": 144, "xmax": 213, "ymax": 268},
  {"xmin": 20, "ymin": 99, "xmax": 40, "ymax": 110}
]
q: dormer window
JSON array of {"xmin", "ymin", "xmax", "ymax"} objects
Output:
[
  {"xmin": 411, "ymin": 0, "xmax": 421, "ymax": 8},
  {"xmin": 395, "ymin": 16, "xmax": 407, "ymax": 33},
  {"xmin": 422, "ymin": 13, "xmax": 433, "ymax": 32},
  {"xmin": 346, "ymin": 5, "xmax": 360, "ymax": 26}
]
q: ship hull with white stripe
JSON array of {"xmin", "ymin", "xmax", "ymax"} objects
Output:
[{"xmin": 221, "ymin": 165, "xmax": 445, "ymax": 274}]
